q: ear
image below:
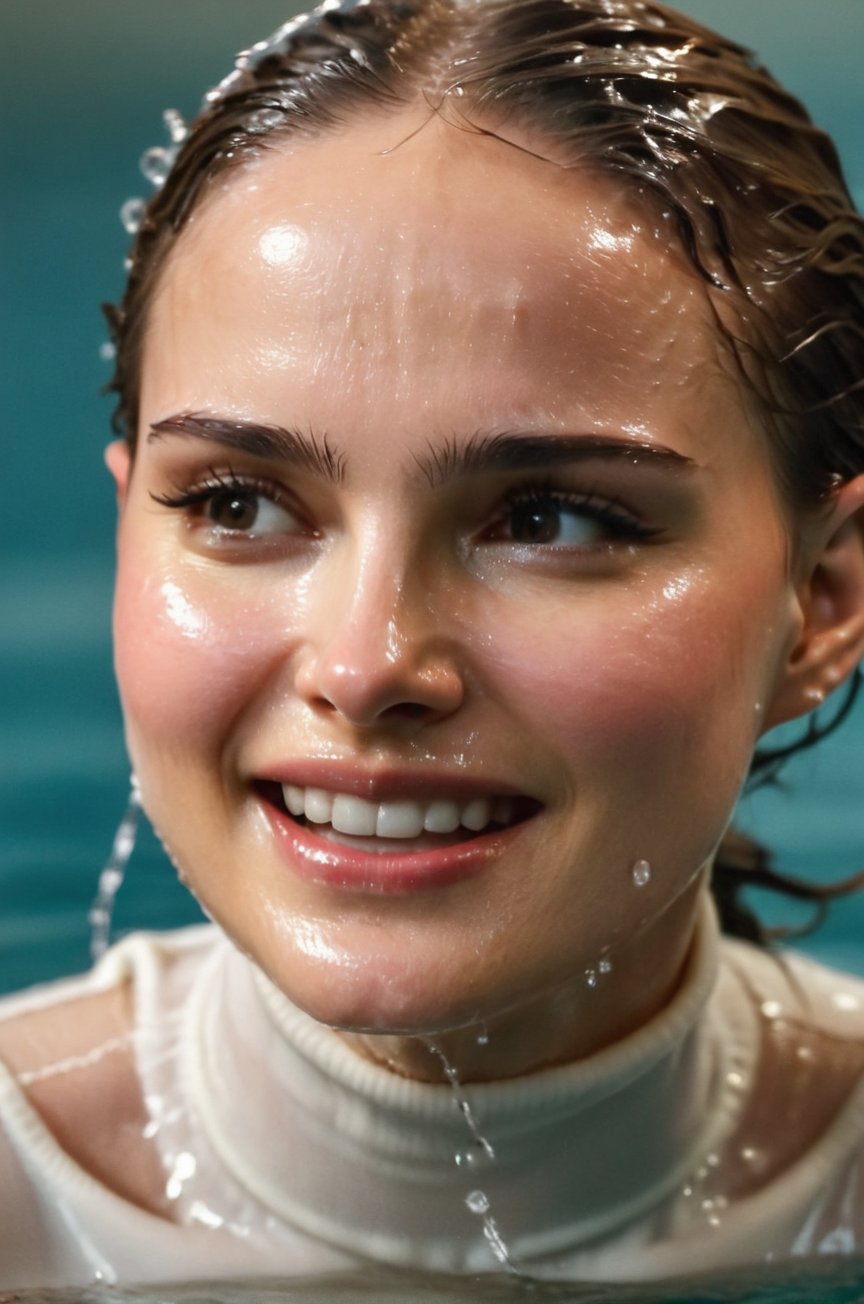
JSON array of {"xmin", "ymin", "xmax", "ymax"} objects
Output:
[
  {"xmin": 104, "ymin": 440, "xmax": 131, "ymax": 509},
  {"xmin": 764, "ymin": 475, "xmax": 864, "ymax": 729}
]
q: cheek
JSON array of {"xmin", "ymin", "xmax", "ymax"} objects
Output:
[
  {"xmin": 476, "ymin": 568, "xmax": 781, "ymax": 796},
  {"xmin": 112, "ymin": 550, "xmax": 292, "ymax": 760}
]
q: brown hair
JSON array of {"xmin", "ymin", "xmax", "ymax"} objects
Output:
[{"xmin": 104, "ymin": 0, "xmax": 864, "ymax": 940}]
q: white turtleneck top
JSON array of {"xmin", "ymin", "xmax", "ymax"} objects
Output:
[{"xmin": 2, "ymin": 893, "xmax": 864, "ymax": 1289}]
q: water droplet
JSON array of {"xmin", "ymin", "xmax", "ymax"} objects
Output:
[
  {"xmin": 140, "ymin": 146, "xmax": 172, "ymax": 188},
  {"xmin": 466, "ymin": 1189, "xmax": 490, "ymax": 1216},
  {"xmin": 585, "ymin": 968, "xmax": 598, "ymax": 989},
  {"xmin": 165, "ymin": 1149, "xmax": 197, "ymax": 1201},
  {"xmin": 120, "ymin": 197, "xmax": 146, "ymax": 235},
  {"xmin": 163, "ymin": 107, "xmax": 187, "ymax": 145},
  {"xmin": 761, "ymin": 1000, "xmax": 782, "ymax": 1020},
  {"xmin": 455, "ymin": 1137, "xmax": 495, "ymax": 1169},
  {"xmin": 476, "ymin": 1027, "xmax": 489, "ymax": 1046},
  {"xmin": 632, "ymin": 858, "xmax": 652, "ymax": 887},
  {"xmin": 598, "ymin": 957, "xmax": 613, "ymax": 975},
  {"xmin": 99, "ymin": 341, "xmax": 116, "ymax": 362},
  {"xmin": 247, "ymin": 107, "xmax": 285, "ymax": 133}
]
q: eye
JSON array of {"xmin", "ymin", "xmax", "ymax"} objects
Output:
[
  {"xmin": 202, "ymin": 486, "xmax": 299, "ymax": 535},
  {"xmin": 486, "ymin": 487, "xmax": 655, "ymax": 549},
  {"xmin": 150, "ymin": 468, "xmax": 310, "ymax": 541},
  {"xmin": 506, "ymin": 496, "xmax": 607, "ymax": 546}
]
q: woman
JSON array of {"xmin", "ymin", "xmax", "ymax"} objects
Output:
[{"xmin": 1, "ymin": 0, "xmax": 864, "ymax": 1287}]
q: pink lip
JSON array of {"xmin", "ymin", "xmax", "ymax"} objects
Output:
[
  {"xmin": 256, "ymin": 760, "xmax": 528, "ymax": 803},
  {"xmin": 258, "ymin": 793, "xmax": 534, "ymax": 894}
]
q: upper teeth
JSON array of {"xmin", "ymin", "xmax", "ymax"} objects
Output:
[{"xmin": 282, "ymin": 786, "xmax": 514, "ymax": 838}]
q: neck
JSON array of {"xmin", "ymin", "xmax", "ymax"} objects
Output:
[{"xmin": 338, "ymin": 874, "xmax": 707, "ymax": 1083}]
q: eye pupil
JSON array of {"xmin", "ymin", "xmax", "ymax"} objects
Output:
[
  {"xmin": 511, "ymin": 502, "xmax": 560, "ymax": 543},
  {"xmin": 209, "ymin": 490, "xmax": 258, "ymax": 531}
]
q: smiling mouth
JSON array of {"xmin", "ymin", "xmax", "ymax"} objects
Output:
[{"xmin": 257, "ymin": 782, "xmax": 541, "ymax": 853}]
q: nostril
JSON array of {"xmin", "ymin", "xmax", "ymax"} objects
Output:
[{"xmin": 388, "ymin": 702, "xmax": 432, "ymax": 720}]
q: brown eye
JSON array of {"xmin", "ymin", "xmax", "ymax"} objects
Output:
[
  {"xmin": 205, "ymin": 489, "xmax": 261, "ymax": 531},
  {"xmin": 508, "ymin": 500, "xmax": 581, "ymax": 544},
  {"xmin": 504, "ymin": 495, "xmax": 605, "ymax": 547}
]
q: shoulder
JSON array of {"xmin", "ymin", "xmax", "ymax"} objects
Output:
[
  {"xmin": 710, "ymin": 938, "xmax": 864, "ymax": 1198},
  {"xmin": 0, "ymin": 926, "xmax": 218, "ymax": 1220},
  {"xmin": 720, "ymin": 936, "xmax": 864, "ymax": 1041}
]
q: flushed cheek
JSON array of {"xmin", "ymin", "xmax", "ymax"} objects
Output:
[
  {"xmin": 482, "ymin": 577, "xmax": 779, "ymax": 803},
  {"xmin": 113, "ymin": 555, "xmax": 297, "ymax": 760}
]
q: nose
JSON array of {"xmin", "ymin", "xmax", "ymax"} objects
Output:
[{"xmin": 293, "ymin": 549, "xmax": 466, "ymax": 730}]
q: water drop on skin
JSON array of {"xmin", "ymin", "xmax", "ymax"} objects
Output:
[
  {"xmin": 466, "ymin": 1190, "xmax": 490, "ymax": 1216},
  {"xmin": 599, "ymin": 957, "xmax": 613, "ymax": 975},
  {"xmin": 585, "ymin": 968, "xmax": 598, "ymax": 989},
  {"xmin": 632, "ymin": 858, "xmax": 652, "ymax": 887}
]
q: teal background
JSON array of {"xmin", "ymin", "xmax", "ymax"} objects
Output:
[{"xmin": 2, "ymin": 2, "xmax": 863, "ymax": 994}]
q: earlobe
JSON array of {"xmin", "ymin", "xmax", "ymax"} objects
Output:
[
  {"xmin": 764, "ymin": 475, "xmax": 864, "ymax": 729},
  {"xmin": 104, "ymin": 440, "xmax": 131, "ymax": 509}
]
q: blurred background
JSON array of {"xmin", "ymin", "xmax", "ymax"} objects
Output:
[{"xmin": 2, "ymin": 1, "xmax": 863, "ymax": 994}]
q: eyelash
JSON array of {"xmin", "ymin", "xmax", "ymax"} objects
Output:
[
  {"xmin": 491, "ymin": 482, "xmax": 661, "ymax": 546},
  {"xmin": 149, "ymin": 468, "xmax": 660, "ymax": 555},
  {"xmin": 150, "ymin": 466, "xmax": 306, "ymax": 529}
]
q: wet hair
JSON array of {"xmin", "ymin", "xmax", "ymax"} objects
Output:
[{"xmin": 104, "ymin": 0, "xmax": 864, "ymax": 942}]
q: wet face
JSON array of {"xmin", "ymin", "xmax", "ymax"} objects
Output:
[{"xmin": 109, "ymin": 112, "xmax": 805, "ymax": 1077}]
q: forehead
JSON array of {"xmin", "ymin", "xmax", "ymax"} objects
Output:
[{"xmin": 142, "ymin": 111, "xmax": 754, "ymax": 457}]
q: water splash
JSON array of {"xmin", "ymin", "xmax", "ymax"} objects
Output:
[
  {"xmin": 139, "ymin": 146, "xmax": 173, "ymax": 189},
  {"xmin": 89, "ymin": 775, "xmax": 141, "ymax": 962},
  {"xmin": 120, "ymin": 197, "xmax": 146, "ymax": 235},
  {"xmin": 163, "ymin": 107, "xmax": 188, "ymax": 146},
  {"xmin": 464, "ymin": 1190, "xmax": 520, "ymax": 1272},
  {"xmin": 427, "ymin": 1044, "xmax": 522, "ymax": 1275},
  {"xmin": 455, "ymin": 1137, "xmax": 496, "ymax": 1170},
  {"xmin": 247, "ymin": 107, "xmax": 286, "ymax": 133}
]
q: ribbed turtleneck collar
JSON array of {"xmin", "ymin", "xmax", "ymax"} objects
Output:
[{"xmin": 186, "ymin": 892, "xmax": 745, "ymax": 1273}]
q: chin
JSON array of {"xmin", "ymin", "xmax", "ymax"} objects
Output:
[{"xmin": 261, "ymin": 939, "xmax": 492, "ymax": 1039}]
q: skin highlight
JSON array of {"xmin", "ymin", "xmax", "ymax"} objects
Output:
[{"xmin": 106, "ymin": 112, "xmax": 864, "ymax": 1083}]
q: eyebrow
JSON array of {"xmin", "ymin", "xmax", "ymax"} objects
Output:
[
  {"xmin": 148, "ymin": 412, "xmax": 346, "ymax": 484},
  {"xmin": 415, "ymin": 431, "xmax": 696, "ymax": 488},
  {"xmin": 147, "ymin": 412, "xmax": 695, "ymax": 487}
]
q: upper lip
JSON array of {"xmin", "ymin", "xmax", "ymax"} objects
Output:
[{"xmin": 253, "ymin": 761, "xmax": 533, "ymax": 803}]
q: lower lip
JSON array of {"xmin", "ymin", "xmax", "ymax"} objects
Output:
[{"xmin": 261, "ymin": 801, "xmax": 527, "ymax": 894}]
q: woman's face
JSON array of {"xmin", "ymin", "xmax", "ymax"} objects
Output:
[{"xmin": 109, "ymin": 112, "xmax": 805, "ymax": 1076}]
